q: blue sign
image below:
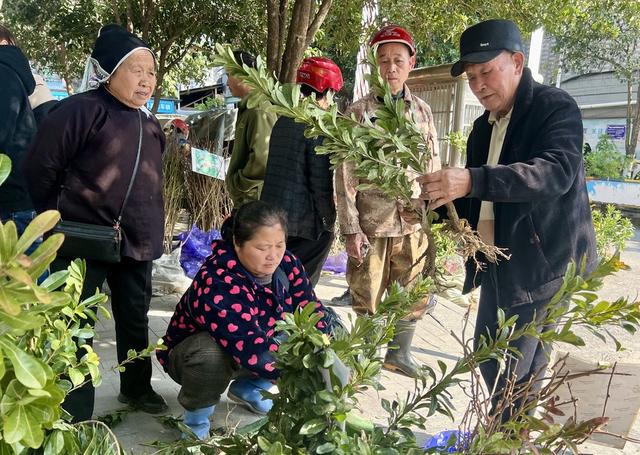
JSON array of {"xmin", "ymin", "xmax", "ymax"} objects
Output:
[
  {"xmin": 50, "ymin": 90, "xmax": 69, "ymax": 101},
  {"xmin": 146, "ymin": 98, "xmax": 176, "ymax": 114},
  {"xmin": 606, "ymin": 124, "xmax": 626, "ymax": 140}
]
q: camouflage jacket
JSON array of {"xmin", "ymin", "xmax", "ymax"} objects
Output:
[{"xmin": 335, "ymin": 85, "xmax": 440, "ymax": 237}]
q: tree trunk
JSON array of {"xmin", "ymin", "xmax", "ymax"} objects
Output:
[
  {"xmin": 629, "ymin": 75, "xmax": 640, "ymax": 159},
  {"xmin": 266, "ymin": 0, "xmax": 288, "ymax": 77},
  {"xmin": 277, "ymin": 0, "xmax": 288, "ymax": 76},
  {"xmin": 109, "ymin": 0, "xmax": 122, "ymax": 23},
  {"xmin": 141, "ymin": 0, "xmax": 156, "ymax": 42},
  {"xmin": 57, "ymin": 44, "xmax": 74, "ymax": 95},
  {"xmin": 124, "ymin": 0, "xmax": 134, "ymax": 32},
  {"xmin": 266, "ymin": 0, "xmax": 280, "ymax": 74},
  {"xmin": 267, "ymin": 0, "xmax": 332, "ymax": 83},
  {"xmin": 304, "ymin": 0, "xmax": 332, "ymax": 49},
  {"xmin": 279, "ymin": 0, "xmax": 311, "ymax": 82},
  {"xmin": 626, "ymin": 78, "xmax": 633, "ymax": 157},
  {"xmin": 151, "ymin": 53, "xmax": 167, "ymax": 114}
]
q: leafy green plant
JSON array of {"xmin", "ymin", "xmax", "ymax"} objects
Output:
[
  {"xmin": 0, "ymin": 153, "xmax": 155, "ymax": 454},
  {"xmin": 445, "ymin": 130, "xmax": 468, "ymax": 166},
  {"xmin": 584, "ymin": 134, "xmax": 629, "ymax": 179},
  {"xmin": 193, "ymin": 96, "xmax": 225, "ymax": 111},
  {"xmin": 592, "ymin": 204, "xmax": 635, "ymax": 259},
  {"xmin": 150, "ymin": 253, "xmax": 640, "ymax": 454}
]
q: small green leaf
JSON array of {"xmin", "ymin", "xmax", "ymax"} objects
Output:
[
  {"xmin": 15, "ymin": 210, "xmax": 60, "ymax": 255},
  {"xmin": 316, "ymin": 442, "xmax": 335, "ymax": 454},
  {"xmin": 299, "ymin": 418, "xmax": 327, "ymax": 436},
  {"xmin": 0, "ymin": 154, "xmax": 11, "ymax": 186},
  {"xmin": 0, "ymin": 338, "xmax": 50, "ymax": 388}
]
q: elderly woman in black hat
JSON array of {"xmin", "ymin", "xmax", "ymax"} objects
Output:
[{"xmin": 23, "ymin": 24, "xmax": 167, "ymax": 421}]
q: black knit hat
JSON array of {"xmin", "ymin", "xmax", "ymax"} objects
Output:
[{"xmin": 91, "ymin": 24, "xmax": 153, "ymax": 75}]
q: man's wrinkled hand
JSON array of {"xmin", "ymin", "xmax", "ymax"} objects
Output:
[
  {"xmin": 345, "ymin": 233, "xmax": 370, "ymax": 265},
  {"xmin": 417, "ymin": 168, "xmax": 472, "ymax": 210}
]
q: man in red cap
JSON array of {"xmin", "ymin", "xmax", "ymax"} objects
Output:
[
  {"xmin": 335, "ymin": 24, "xmax": 441, "ymax": 378},
  {"xmin": 418, "ymin": 19, "xmax": 596, "ymax": 416}
]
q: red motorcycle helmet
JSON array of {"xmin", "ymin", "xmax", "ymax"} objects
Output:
[
  {"xmin": 296, "ymin": 57, "xmax": 344, "ymax": 94},
  {"xmin": 369, "ymin": 25, "xmax": 416, "ymax": 56},
  {"xmin": 170, "ymin": 118, "xmax": 190, "ymax": 138}
]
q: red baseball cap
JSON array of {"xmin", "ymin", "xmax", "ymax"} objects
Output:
[
  {"xmin": 369, "ymin": 25, "xmax": 416, "ymax": 56},
  {"xmin": 296, "ymin": 57, "xmax": 344, "ymax": 93}
]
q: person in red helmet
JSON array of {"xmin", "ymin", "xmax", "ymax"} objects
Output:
[
  {"xmin": 169, "ymin": 118, "xmax": 190, "ymax": 139},
  {"xmin": 334, "ymin": 25, "xmax": 441, "ymax": 377},
  {"xmin": 261, "ymin": 57, "xmax": 343, "ymax": 287}
]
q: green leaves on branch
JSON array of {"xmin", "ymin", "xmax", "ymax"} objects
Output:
[{"xmin": 212, "ymin": 44, "xmax": 432, "ymax": 206}]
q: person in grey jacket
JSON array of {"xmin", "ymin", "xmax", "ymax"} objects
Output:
[
  {"xmin": 261, "ymin": 57, "xmax": 343, "ymax": 287},
  {"xmin": 418, "ymin": 20, "xmax": 596, "ymax": 416}
]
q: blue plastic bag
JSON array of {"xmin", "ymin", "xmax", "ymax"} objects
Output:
[
  {"xmin": 178, "ymin": 225, "xmax": 221, "ymax": 278},
  {"xmin": 322, "ymin": 251, "xmax": 348, "ymax": 275},
  {"xmin": 423, "ymin": 430, "xmax": 469, "ymax": 453}
]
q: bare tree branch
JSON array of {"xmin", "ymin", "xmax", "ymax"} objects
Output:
[
  {"xmin": 266, "ymin": 0, "xmax": 280, "ymax": 73},
  {"xmin": 304, "ymin": 0, "xmax": 332, "ymax": 49},
  {"xmin": 109, "ymin": 0, "xmax": 122, "ymax": 23},
  {"xmin": 279, "ymin": 0, "xmax": 312, "ymax": 82}
]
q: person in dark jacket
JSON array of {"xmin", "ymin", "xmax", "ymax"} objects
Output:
[
  {"xmin": 23, "ymin": 24, "xmax": 167, "ymax": 421},
  {"xmin": 261, "ymin": 57, "xmax": 343, "ymax": 287},
  {"xmin": 158, "ymin": 201, "xmax": 338, "ymax": 439},
  {"xmin": 417, "ymin": 20, "xmax": 597, "ymax": 415},
  {"xmin": 0, "ymin": 24, "xmax": 37, "ymax": 235}
]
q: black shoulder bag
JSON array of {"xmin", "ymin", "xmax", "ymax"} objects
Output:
[{"xmin": 53, "ymin": 110, "xmax": 143, "ymax": 263}]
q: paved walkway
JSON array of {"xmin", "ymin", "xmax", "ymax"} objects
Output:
[{"xmin": 93, "ymin": 232, "xmax": 640, "ymax": 454}]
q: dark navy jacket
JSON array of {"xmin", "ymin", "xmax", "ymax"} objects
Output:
[
  {"xmin": 0, "ymin": 46, "xmax": 36, "ymax": 215},
  {"xmin": 456, "ymin": 68, "xmax": 597, "ymax": 306},
  {"xmin": 261, "ymin": 116, "xmax": 335, "ymax": 240}
]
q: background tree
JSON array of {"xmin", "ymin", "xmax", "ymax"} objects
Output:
[
  {"xmin": 1, "ymin": 0, "xmax": 102, "ymax": 94},
  {"xmin": 1, "ymin": 0, "xmax": 265, "ymax": 111},
  {"xmin": 547, "ymin": 0, "xmax": 640, "ymax": 158},
  {"xmin": 317, "ymin": 0, "xmax": 575, "ymax": 98},
  {"xmin": 266, "ymin": 0, "xmax": 333, "ymax": 82}
]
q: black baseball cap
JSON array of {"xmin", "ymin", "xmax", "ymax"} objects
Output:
[{"xmin": 450, "ymin": 19, "xmax": 524, "ymax": 77}]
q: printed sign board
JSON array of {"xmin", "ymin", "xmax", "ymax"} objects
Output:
[
  {"xmin": 191, "ymin": 147, "xmax": 228, "ymax": 180},
  {"xmin": 606, "ymin": 124, "xmax": 626, "ymax": 140}
]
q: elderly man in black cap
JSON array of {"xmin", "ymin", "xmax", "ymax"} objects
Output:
[
  {"xmin": 24, "ymin": 24, "xmax": 167, "ymax": 421},
  {"xmin": 417, "ymin": 19, "xmax": 596, "ymax": 414}
]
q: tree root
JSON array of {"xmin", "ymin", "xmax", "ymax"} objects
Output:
[
  {"xmin": 415, "ymin": 202, "xmax": 510, "ymax": 280},
  {"xmin": 442, "ymin": 201, "xmax": 510, "ymax": 265}
]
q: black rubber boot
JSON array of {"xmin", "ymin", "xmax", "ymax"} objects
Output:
[{"xmin": 383, "ymin": 320, "xmax": 421, "ymax": 378}]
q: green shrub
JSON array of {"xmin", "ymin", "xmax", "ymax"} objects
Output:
[
  {"xmin": 592, "ymin": 204, "xmax": 635, "ymax": 259},
  {"xmin": 0, "ymin": 154, "xmax": 124, "ymax": 454},
  {"xmin": 584, "ymin": 134, "xmax": 628, "ymax": 179}
]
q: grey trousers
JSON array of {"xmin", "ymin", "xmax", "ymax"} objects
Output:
[{"xmin": 167, "ymin": 332, "xmax": 239, "ymax": 411}]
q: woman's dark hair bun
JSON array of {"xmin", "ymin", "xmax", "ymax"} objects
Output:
[{"xmin": 221, "ymin": 201, "xmax": 287, "ymax": 246}]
